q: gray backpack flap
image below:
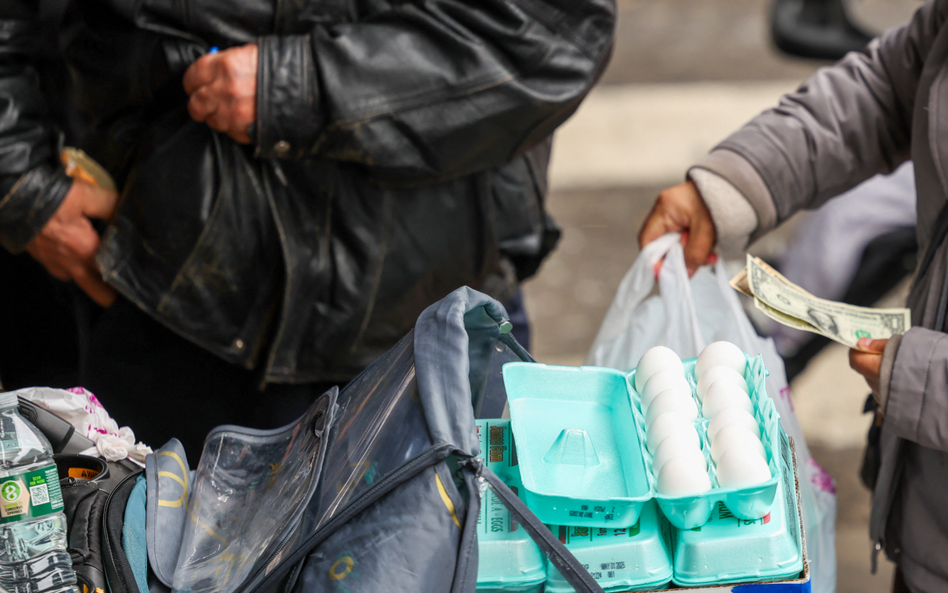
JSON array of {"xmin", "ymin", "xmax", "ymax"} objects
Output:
[{"xmin": 156, "ymin": 287, "xmax": 603, "ymax": 593}]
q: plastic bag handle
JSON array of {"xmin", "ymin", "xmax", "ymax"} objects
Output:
[
  {"xmin": 588, "ymin": 233, "xmax": 690, "ymax": 352},
  {"xmin": 657, "ymin": 237, "xmax": 705, "ymax": 355},
  {"xmin": 475, "ymin": 464, "xmax": 606, "ymax": 593}
]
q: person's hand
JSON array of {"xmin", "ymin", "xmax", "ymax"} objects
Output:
[
  {"xmin": 638, "ymin": 180, "xmax": 717, "ymax": 276},
  {"xmin": 183, "ymin": 44, "xmax": 258, "ymax": 144},
  {"xmin": 26, "ymin": 180, "xmax": 119, "ymax": 308},
  {"xmin": 850, "ymin": 337, "xmax": 887, "ymax": 401}
]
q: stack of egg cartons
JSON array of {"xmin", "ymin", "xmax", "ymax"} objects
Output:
[
  {"xmin": 485, "ymin": 341, "xmax": 804, "ymax": 591},
  {"xmin": 474, "ymin": 419, "xmax": 546, "ymax": 593},
  {"xmin": 633, "ymin": 343, "xmax": 803, "ymax": 588}
]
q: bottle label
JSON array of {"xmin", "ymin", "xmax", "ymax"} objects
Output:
[{"xmin": 0, "ymin": 464, "xmax": 64, "ymax": 523}]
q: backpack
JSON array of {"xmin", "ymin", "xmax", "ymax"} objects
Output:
[{"xmin": 49, "ymin": 287, "xmax": 604, "ymax": 593}]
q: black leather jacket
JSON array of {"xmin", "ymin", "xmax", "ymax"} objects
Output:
[{"xmin": 0, "ymin": 0, "xmax": 615, "ymax": 383}]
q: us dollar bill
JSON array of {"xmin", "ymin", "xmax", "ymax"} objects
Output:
[
  {"xmin": 732, "ymin": 254, "xmax": 911, "ymax": 350},
  {"xmin": 728, "ymin": 266, "xmax": 753, "ymax": 298},
  {"xmin": 753, "ymin": 297, "xmax": 821, "ymax": 333}
]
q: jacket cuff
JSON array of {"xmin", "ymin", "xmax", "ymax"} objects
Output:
[
  {"xmin": 687, "ymin": 168, "xmax": 758, "ymax": 257},
  {"xmin": 254, "ymin": 35, "xmax": 323, "ymax": 160},
  {"xmin": 0, "ymin": 164, "xmax": 72, "ymax": 253},
  {"xmin": 689, "ymin": 149, "xmax": 778, "ymax": 243},
  {"xmin": 877, "ymin": 332, "xmax": 903, "ymax": 411},
  {"xmin": 885, "ymin": 327, "xmax": 948, "ymax": 443}
]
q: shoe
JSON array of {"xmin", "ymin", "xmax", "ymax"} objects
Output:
[{"xmin": 771, "ymin": 0, "xmax": 876, "ymax": 61}]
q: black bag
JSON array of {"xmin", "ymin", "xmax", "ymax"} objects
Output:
[
  {"xmin": 54, "ymin": 454, "xmax": 141, "ymax": 593},
  {"xmin": 8, "ymin": 396, "xmax": 149, "ymax": 593}
]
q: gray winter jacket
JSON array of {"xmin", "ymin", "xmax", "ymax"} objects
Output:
[{"xmin": 689, "ymin": 1, "xmax": 948, "ymax": 590}]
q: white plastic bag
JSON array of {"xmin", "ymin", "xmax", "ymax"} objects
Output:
[
  {"xmin": 15, "ymin": 386, "xmax": 153, "ymax": 465},
  {"xmin": 587, "ymin": 235, "xmax": 838, "ymax": 593}
]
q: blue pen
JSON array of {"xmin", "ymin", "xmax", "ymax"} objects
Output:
[{"xmin": 208, "ymin": 46, "xmax": 219, "ymax": 54}]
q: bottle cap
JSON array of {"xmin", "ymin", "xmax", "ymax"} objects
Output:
[{"xmin": 0, "ymin": 392, "xmax": 16, "ymax": 409}]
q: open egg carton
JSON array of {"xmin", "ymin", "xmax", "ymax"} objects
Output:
[
  {"xmin": 633, "ymin": 355, "xmax": 781, "ymax": 530},
  {"xmin": 502, "ymin": 353, "xmax": 780, "ymax": 532}
]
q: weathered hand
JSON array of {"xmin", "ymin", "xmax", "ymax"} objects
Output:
[
  {"xmin": 26, "ymin": 180, "xmax": 118, "ymax": 308},
  {"xmin": 850, "ymin": 337, "xmax": 887, "ymax": 400},
  {"xmin": 183, "ymin": 44, "xmax": 258, "ymax": 144},
  {"xmin": 638, "ymin": 181, "xmax": 717, "ymax": 276}
]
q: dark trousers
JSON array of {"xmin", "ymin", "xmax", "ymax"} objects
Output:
[
  {"xmin": 77, "ymin": 297, "xmax": 329, "ymax": 463},
  {"xmin": 0, "ymin": 250, "xmax": 80, "ymax": 390}
]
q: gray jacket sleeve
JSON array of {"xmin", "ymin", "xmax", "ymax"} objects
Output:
[
  {"xmin": 692, "ymin": 0, "xmax": 947, "ymax": 230},
  {"xmin": 685, "ymin": 0, "xmax": 948, "ymax": 451},
  {"xmin": 886, "ymin": 327, "xmax": 948, "ymax": 451}
]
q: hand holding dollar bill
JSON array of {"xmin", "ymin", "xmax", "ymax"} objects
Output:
[{"xmin": 730, "ymin": 255, "xmax": 911, "ymax": 351}]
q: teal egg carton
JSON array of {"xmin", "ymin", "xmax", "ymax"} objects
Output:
[
  {"xmin": 503, "ymin": 354, "xmax": 781, "ymax": 531},
  {"xmin": 502, "ymin": 363, "xmax": 653, "ymax": 528},
  {"xmin": 545, "ymin": 501, "xmax": 674, "ymax": 592},
  {"xmin": 671, "ymin": 429, "xmax": 804, "ymax": 587},
  {"xmin": 475, "ymin": 420, "xmax": 546, "ymax": 593},
  {"xmin": 631, "ymin": 355, "xmax": 782, "ymax": 530}
]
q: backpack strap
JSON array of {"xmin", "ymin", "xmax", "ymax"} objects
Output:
[{"xmin": 475, "ymin": 463, "xmax": 606, "ymax": 593}]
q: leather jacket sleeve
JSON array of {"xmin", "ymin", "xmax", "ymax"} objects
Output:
[
  {"xmin": 254, "ymin": 0, "xmax": 615, "ymax": 185},
  {"xmin": 0, "ymin": 2, "xmax": 73, "ymax": 253}
]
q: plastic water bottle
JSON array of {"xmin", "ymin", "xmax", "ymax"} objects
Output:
[{"xmin": 0, "ymin": 392, "xmax": 76, "ymax": 593}]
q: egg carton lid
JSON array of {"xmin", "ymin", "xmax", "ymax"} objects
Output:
[{"xmin": 503, "ymin": 363, "xmax": 653, "ymax": 530}]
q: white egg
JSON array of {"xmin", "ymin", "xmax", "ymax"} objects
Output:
[
  {"xmin": 641, "ymin": 370, "xmax": 691, "ymax": 412},
  {"xmin": 716, "ymin": 447, "xmax": 771, "ymax": 488},
  {"xmin": 710, "ymin": 425, "xmax": 766, "ymax": 463},
  {"xmin": 634, "ymin": 346, "xmax": 684, "ymax": 393},
  {"xmin": 696, "ymin": 366, "xmax": 749, "ymax": 401},
  {"xmin": 645, "ymin": 388, "xmax": 698, "ymax": 429},
  {"xmin": 695, "ymin": 341, "xmax": 747, "ymax": 379},
  {"xmin": 646, "ymin": 413, "xmax": 699, "ymax": 453},
  {"xmin": 652, "ymin": 437, "xmax": 706, "ymax": 476},
  {"xmin": 707, "ymin": 407, "xmax": 760, "ymax": 442},
  {"xmin": 702, "ymin": 381, "xmax": 755, "ymax": 418},
  {"xmin": 658, "ymin": 456, "xmax": 712, "ymax": 496}
]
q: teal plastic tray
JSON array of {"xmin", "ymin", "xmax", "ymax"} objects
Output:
[
  {"xmin": 630, "ymin": 355, "xmax": 781, "ymax": 529},
  {"xmin": 475, "ymin": 420, "xmax": 546, "ymax": 593},
  {"xmin": 544, "ymin": 501, "xmax": 674, "ymax": 592},
  {"xmin": 503, "ymin": 363, "xmax": 652, "ymax": 528},
  {"xmin": 671, "ymin": 429, "xmax": 805, "ymax": 587}
]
